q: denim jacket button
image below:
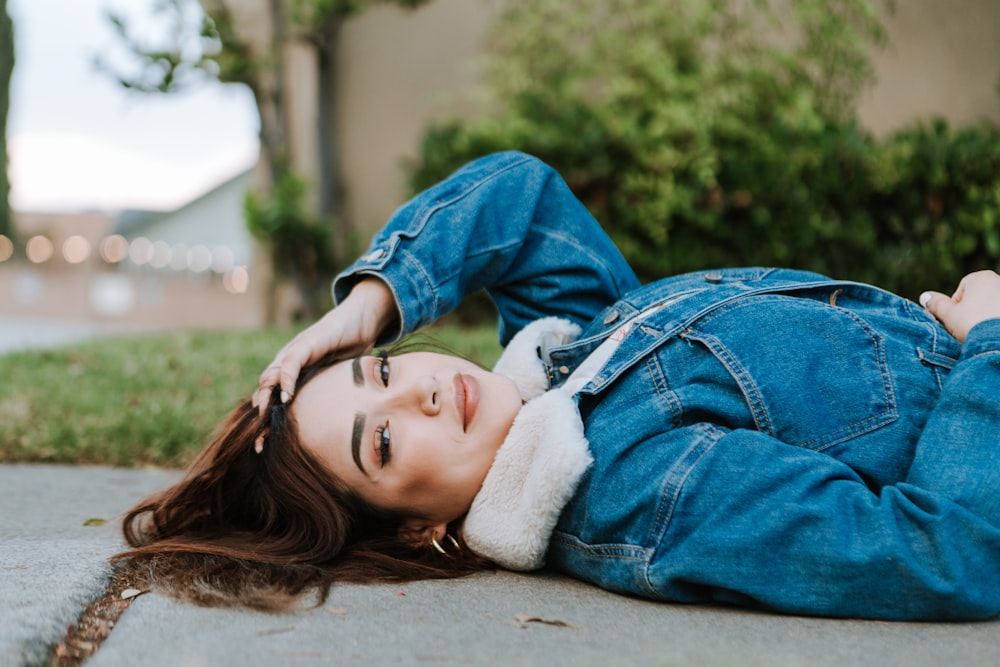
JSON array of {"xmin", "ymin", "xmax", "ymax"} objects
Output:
[
  {"xmin": 603, "ymin": 310, "xmax": 620, "ymax": 325},
  {"xmin": 558, "ymin": 366, "xmax": 570, "ymax": 374},
  {"xmin": 704, "ymin": 272, "xmax": 723, "ymax": 283}
]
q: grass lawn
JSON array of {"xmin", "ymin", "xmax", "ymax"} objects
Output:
[{"xmin": 0, "ymin": 322, "xmax": 502, "ymax": 467}]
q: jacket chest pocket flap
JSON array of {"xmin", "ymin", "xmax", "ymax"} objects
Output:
[{"xmin": 681, "ymin": 295, "xmax": 897, "ymax": 452}]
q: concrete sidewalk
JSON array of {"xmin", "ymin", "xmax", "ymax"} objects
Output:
[
  {"xmin": 0, "ymin": 315, "xmax": 141, "ymax": 355},
  {"xmin": 3, "ymin": 463, "xmax": 1000, "ymax": 667},
  {"xmin": 0, "ymin": 464, "xmax": 179, "ymax": 666}
]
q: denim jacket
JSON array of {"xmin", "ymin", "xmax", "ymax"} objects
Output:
[{"xmin": 334, "ymin": 151, "xmax": 1000, "ymax": 621}]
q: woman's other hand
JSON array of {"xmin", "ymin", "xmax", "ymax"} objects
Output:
[
  {"xmin": 252, "ymin": 277, "xmax": 398, "ymax": 414},
  {"xmin": 920, "ymin": 270, "xmax": 1000, "ymax": 343}
]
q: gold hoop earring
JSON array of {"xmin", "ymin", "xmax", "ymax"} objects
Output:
[{"xmin": 430, "ymin": 534, "xmax": 462, "ymax": 555}]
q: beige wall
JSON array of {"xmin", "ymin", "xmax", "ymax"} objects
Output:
[
  {"xmin": 857, "ymin": 0, "xmax": 1000, "ymax": 136},
  {"xmin": 336, "ymin": 0, "xmax": 506, "ymax": 236}
]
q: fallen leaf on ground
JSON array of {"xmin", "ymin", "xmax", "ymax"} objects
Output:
[
  {"xmin": 83, "ymin": 517, "xmax": 108, "ymax": 526},
  {"xmin": 512, "ymin": 613, "xmax": 576, "ymax": 629}
]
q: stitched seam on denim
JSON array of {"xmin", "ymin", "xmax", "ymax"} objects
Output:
[
  {"xmin": 541, "ymin": 228, "xmax": 636, "ymax": 294},
  {"xmin": 817, "ymin": 303, "xmax": 898, "ymax": 445},
  {"xmin": 922, "ymin": 313, "xmax": 952, "ymax": 391},
  {"xmin": 646, "ymin": 356, "xmax": 682, "ymax": 423},
  {"xmin": 572, "ymin": 334, "xmax": 666, "ymax": 398},
  {"xmin": 642, "ymin": 424, "xmax": 724, "ymax": 595},
  {"xmin": 403, "ymin": 154, "xmax": 533, "ymax": 234},
  {"xmin": 461, "ymin": 239, "xmax": 521, "ymax": 266},
  {"xmin": 550, "ymin": 531, "xmax": 652, "ymax": 561},
  {"xmin": 789, "ymin": 302, "xmax": 899, "ymax": 450},
  {"xmin": 398, "ymin": 154, "xmax": 533, "ymax": 285},
  {"xmin": 682, "ymin": 328, "xmax": 773, "ymax": 436},
  {"xmin": 396, "ymin": 249, "xmax": 439, "ymax": 329},
  {"xmin": 918, "ymin": 347, "xmax": 957, "ymax": 373},
  {"xmin": 647, "ymin": 423, "xmax": 722, "ymax": 556}
]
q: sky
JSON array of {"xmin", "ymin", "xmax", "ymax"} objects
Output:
[{"xmin": 6, "ymin": 0, "xmax": 260, "ymax": 213}]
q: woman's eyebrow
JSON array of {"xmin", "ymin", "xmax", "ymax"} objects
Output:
[
  {"xmin": 351, "ymin": 356, "xmax": 364, "ymax": 386},
  {"xmin": 350, "ymin": 356, "xmax": 368, "ymax": 475},
  {"xmin": 351, "ymin": 412, "xmax": 368, "ymax": 476}
]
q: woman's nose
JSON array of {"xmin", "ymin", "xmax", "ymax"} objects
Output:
[
  {"xmin": 388, "ymin": 376, "xmax": 440, "ymax": 416},
  {"xmin": 419, "ymin": 377, "xmax": 441, "ymax": 416}
]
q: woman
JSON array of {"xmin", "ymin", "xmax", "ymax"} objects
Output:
[{"xmin": 118, "ymin": 151, "xmax": 1000, "ymax": 620}]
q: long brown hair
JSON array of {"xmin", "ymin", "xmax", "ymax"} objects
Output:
[{"xmin": 114, "ymin": 352, "xmax": 493, "ymax": 611}]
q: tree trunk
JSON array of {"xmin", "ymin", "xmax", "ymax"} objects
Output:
[
  {"xmin": 201, "ymin": 0, "xmax": 293, "ymax": 323},
  {"xmin": 264, "ymin": 0, "xmax": 289, "ymax": 179},
  {"xmin": 316, "ymin": 27, "xmax": 351, "ymax": 268},
  {"xmin": 0, "ymin": 0, "xmax": 15, "ymax": 241},
  {"xmin": 200, "ymin": 0, "xmax": 289, "ymax": 186}
]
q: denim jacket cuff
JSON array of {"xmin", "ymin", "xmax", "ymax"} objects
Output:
[
  {"xmin": 333, "ymin": 249, "xmax": 439, "ymax": 345},
  {"xmin": 959, "ymin": 318, "xmax": 1000, "ymax": 359}
]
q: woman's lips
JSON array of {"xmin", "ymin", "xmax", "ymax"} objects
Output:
[{"xmin": 454, "ymin": 374, "xmax": 480, "ymax": 432}]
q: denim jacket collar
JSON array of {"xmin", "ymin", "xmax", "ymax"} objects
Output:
[{"xmin": 462, "ymin": 318, "xmax": 592, "ymax": 570}]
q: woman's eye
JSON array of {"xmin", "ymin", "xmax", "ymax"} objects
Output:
[
  {"xmin": 378, "ymin": 354, "xmax": 390, "ymax": 387},
  {"xmin": 376, "ymin": 423, "xmax": 391, "ymax": 467}
]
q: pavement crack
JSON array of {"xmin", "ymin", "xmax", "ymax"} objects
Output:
[{"xmin": 45, "ymin": 569, "xmax": 143, "ymax": 667}]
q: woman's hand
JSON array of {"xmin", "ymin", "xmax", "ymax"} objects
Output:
[
  {"xmin": 252, "ymin": 277, "xmax": 398, "ymax": 414},
  {"xmin": 920, "ymin": 270, "xmax": 1000, "ymax": 343}
]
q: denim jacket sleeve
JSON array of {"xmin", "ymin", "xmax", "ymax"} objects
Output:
[
  {"xmin": 332, "ymin": 152, "xmax": 640, "ymax": 346},
  {"xmin": 905, "ymin": 318, "xmax": 1000, "ymax": 521}
]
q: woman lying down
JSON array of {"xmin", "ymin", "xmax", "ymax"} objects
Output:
[{"xmin": 116, "ymin": 152, "xmax": 1000, "ymax": 621}]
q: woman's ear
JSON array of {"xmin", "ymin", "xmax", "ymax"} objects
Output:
[{"xmin": 397, "ymin": 517, "xmax": 448, "ymax": 547}]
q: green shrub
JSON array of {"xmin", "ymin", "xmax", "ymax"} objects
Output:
[
  {"xmin": 408, "ymin": 0, "xmax": 1000, "ymax": 300},
  {"xmin": 865, "ymin": 120, "xmax": 1000, "ymax": 294}
]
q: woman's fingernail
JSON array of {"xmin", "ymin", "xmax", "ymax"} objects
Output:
[
  {"xmin": 919, "ymin": 292, "xmax": 932, "ymax": 308},
  {"xmin": 280, "ymin": 391, "xmax": 290, "ymax": 403}
]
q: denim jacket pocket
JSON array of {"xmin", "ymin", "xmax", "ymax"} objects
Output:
[{"xmin": 680, "ymin": 294, "xmax": 898, "ymax": 452}]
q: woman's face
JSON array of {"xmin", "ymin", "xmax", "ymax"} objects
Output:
[{"xmin": 291, "ymin": 352, "xmax": 522, "ymax": 525}]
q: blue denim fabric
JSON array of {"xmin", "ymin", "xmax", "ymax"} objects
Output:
[
  {"xmin": 334, "ymin": 150, "xmax": 640, "ymax": 345},
  {"xmin": 335, "ymin": 152, "xmax": 1000, "ymax": 620}
]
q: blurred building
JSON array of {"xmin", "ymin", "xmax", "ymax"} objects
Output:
[
  {"xmin": 112, "ymin": 169, "xmax": 255, "ymax": 272},
  {"xmin": 0, "ymin": 170, "xmax": 262, "ymax": 329}
]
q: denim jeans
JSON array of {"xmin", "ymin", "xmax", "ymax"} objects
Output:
[{"xmin": 336, "ymin": 151, "xmax": 1000, "ymax": 620}]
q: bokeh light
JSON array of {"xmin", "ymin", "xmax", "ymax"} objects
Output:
[
  {"xmin": 211, "ymin": 245, "xmax": 234, "ymax": 273},
  {"xmin": 129, "ymin": 237, "xmax": 154, "ymax": 266},
  {"xmin": 169, "ymin": 243, "xmax": 189, "ymax": 271},
  {"xmin": 187, "ymin": 244, "xmax": 213, "ymax": 273},
  {"xmin": 100, "ymin": 235, "xmax": 129, "ymax": 264},
  {"xmin": 89, "ymin": 274, "xmax": 136, "ymax": 317},
  {"xmin": 150, "ymin": 240, "xmax": 172, "ymax": 269},
  {"xmin": 0, "ymin": 235, "xmax": 13, "ymax": 262},
  {"xmin": 223, "ymin": 266, "xmax": 249, "ymax": 294},
  {"xmin": 62, "ymin": 235, "xmax": 92, "ymax": 264},
  {"xmin": 26, "ymin": 235, "xmax": 54, "ymax": 264}
]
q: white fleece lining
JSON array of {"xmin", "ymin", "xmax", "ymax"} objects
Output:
[
  {"xmin": 461, "ymin": 317, "xmax": 592, "ymax": 570},
  {"xmin": 462, "ymin": 389, "xmax": 592, "ymax": 570},
  {"xmin": 492, "ymin": 317, "xmax": 581, "ymax": 402}
]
